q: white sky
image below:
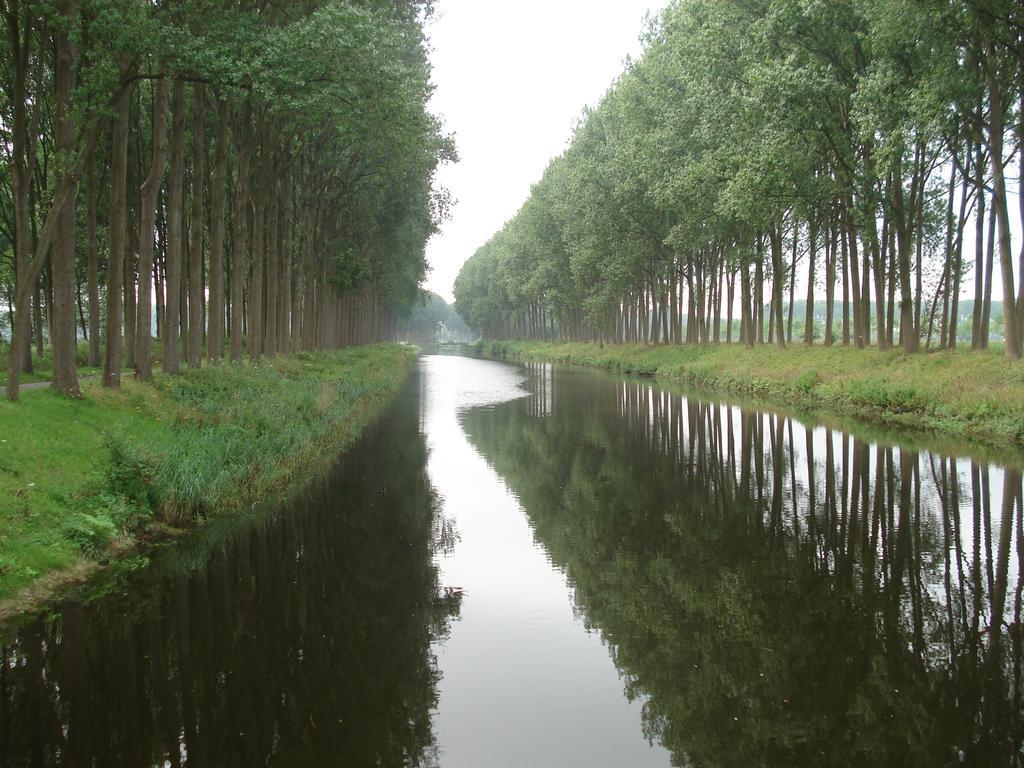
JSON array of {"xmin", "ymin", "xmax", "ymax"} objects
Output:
[{"xmin": 423, "ymin": 1, "xmax": 663, "ymax": 302}]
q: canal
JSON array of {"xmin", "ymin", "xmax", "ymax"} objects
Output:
[{"xmin": 1, "ymin": 354, "xmax": 1021, "ymax": 766}]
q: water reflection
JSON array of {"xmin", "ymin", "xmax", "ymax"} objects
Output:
[
  {"xmin": 420, "ymin": 355, "xmax": 671, "ymax": 766},
  {"xmin": 0, "ymin": 380, "xmax": 457, "ymax": 767},
  {"xmin": 2, "ymin": 358, "xmax": 1022, "ymax": 767},
  {"xmin": 462, "ymin": 364, "xmax": 1024, "ymax": 767}
]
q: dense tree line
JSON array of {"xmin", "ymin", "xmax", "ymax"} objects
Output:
[
  {"xmin": 1, "ymin": 0, "xmax": 452, "ymax": 400},
  {"xmin": 454, "ymin": 0, "xmax": 1024, "ymax": 359}
]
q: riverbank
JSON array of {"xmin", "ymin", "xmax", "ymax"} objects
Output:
[
  {"xmin": 475, "ymin": 341, "xmax": 1024, "ymax": 453},
  {"xmin": 0, "ymin": 344, "xmax": 416, "ymax": 615}
]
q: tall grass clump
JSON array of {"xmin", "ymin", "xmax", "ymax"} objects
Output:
[{"xmin": 133, "ymin": 345, "xmax": 414, "ymax": 520}]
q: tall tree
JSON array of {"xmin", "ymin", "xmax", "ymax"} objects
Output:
[
  {"xmin": 187, "ymin": 83, "xmax": 205, "ymax": 369},
  {"xmin": 135, "ymin": 75, "xmax": 168, "ymax": 381},
  {"xmin": 102, "ymin": 57, "xmax": 132, "ymax": 388}
]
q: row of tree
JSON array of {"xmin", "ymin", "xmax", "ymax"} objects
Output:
[
  {"xmin": 1, "ymin": 0, "xmax": 452, "ymax": 400},
  {"xmin": 454, "ymin": 0, "xmax": 1024, "ymax": 358}
]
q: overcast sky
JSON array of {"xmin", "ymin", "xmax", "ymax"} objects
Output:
[{"xmin": 423, "ymin": 1, "xmax": 663, "ymax": 302}]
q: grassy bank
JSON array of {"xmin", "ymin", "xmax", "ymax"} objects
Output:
[
  {"xmin": 0, "ymin": 344, "xmax": 415, "ymax": 610},
  {"xmin": 476, "ymin": 340, "xmax": 1024, "ymax": 453}
]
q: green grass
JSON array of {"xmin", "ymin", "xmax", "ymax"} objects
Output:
[
  {"xmin": 0, "ymin": 344, "xmax": 415, "ymax": 603},
  {"xmin": 476, "ymin": 340, "xmax": 1024, "ymax": 454}
]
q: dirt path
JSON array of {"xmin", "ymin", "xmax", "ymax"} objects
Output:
[{"xmin": 16, "ymin": 375, "xmax": 98, "ymax": 392}]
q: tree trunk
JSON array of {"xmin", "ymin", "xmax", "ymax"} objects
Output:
[
  {"xmin": 124, "ymin": 94, "xmax": 140, "ymax": 370},
  {"xmin": 248, "ymin": 148, "xmax": 267, "ymax": 362},
  {"xmin": 825, "ymin": 218, "xmax": 836, "ymax": 346},
  {"xmin": 5, "ymin": 1, "xmax": 34, "ymax": 398},
  {"xmin": 713, "ymin": 254, "xmax": 723, "ymax": 342},
  {"xmin": 75, "ymin": 270, "xmax": 87, "ymax": 344},
  {"xmin": 914, "ymin": 179, "xmax": 924, "ymax": 344},
  {"xmin": 740, "ymin": 257, "xmax": 753, "ymax": 347},
  {"xmin": 135, "ymin": 75, "xmax": 169, "ymax": 380},
  {"xmin": 279, "ymin": 166, "xmax": 294, "ymax": 354},
  {"xmin": 861, "ymin": 228, "xmax": 872, "ymax": 346},
  {"xmin": 871, "ymin": 217, "xmax": 887, "ymax": 350},
  {"xmin": 45, "ymin": 264, "xmax": 54, "ymax": 350},
  {"xmin": 787, "ymin": 227, "xmax": 796, "ymax": 343},
  {"xmin": 986, "ymin": 57, "xmax": 1021, "ymax": 358},
  {"xmin": 86, "ymin": 155, "xmax": 100, "ymax": 367},
  {"xmin": 755, "ymin": 239, "xmax": 764, "ymax": 344},
  {"xmin": 207, "ymin": 96, "xmax": 228, "ymax": 363},
  {"xmin": 841, "ymin": 219, "xmax": 850, "ymax": 346},
  {"xmin": 769, "ymin": 225, "xmax": 786, "ymax": 349},
  {"xmin": 50, "ymin": 0, "xmax": 80, "ymax": 396},
  {"xmin": 230, "ymin": 107, "xmax": 251, "ymax": 362},
  {"xmin": 726, "ymin": 266, "xmax": 735, "ymax": 343},
  {"xmin": 163, "ymin": 79, "xmax": 186, "ymax": 374},
  {"xmin": 5, "ymin": 70, "xmax": 111, "ymax": 398},
  {"xmin": 804, "ymin": 218, "xmax": 816, "ymax": 345},
  {"xmin": 188, "ymin": 83, "xmax": 205, "ymax": 368},
  {"xmin": 33, "ymin": 283, "xmax": 43, "ymax": 357},
  {"xmin": 102, "ymin": 59, "xmax": 131, "ymax": 387},
  {"xmin": 893, "ymin": 166, "xmax": 918, "ymax": 353},
  {"xmin": 981, "ymin": 194, "xmax": 996, "ymax": 347},
  {"xmin": 180, "ymin": 242, "xmax": 189, "ymax": 362},
  {"xmin": 1017, "ymin": 81, "xmax": 1024, "ymax": 348},
  {"xmin": 264, "ymin": 160, "xmax": 279, "ymax": 357},
  {"xmin": 124, "ymin": 256, "xmax": 135, "ymax": 369},
  {"xmin": 155, "ymin": 202, "xmax": 165, "ymax": 338},
  {"xmin": 847, "ymin": 210, "xmax": 865, "ymax": 348},
  {"xmin": 301, "ymin": 206, "xmax": 317, "ymax": 351},
  {"xmin": 971, "ymin": 139, "xmax": 987, "ymax": 348},
  {"xmin": 886, "ymin": 220, "xmax": 896, "ymax": 347},
  {"xmin": 940, "ymin": 150, "xmax": 958, "ymax": 349}
]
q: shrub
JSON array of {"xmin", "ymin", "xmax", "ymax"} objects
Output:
[
  {"xmin": 846, "ymin": 379, "xmax": 926, "ymax": 414},
  {"xmin": 795, "ymin": 370, "xmax": 820, "ymax": 393},
  {"xmin": 65, "ymin": 512, "xmax": 118, "ymax": 556},
  {"xmin": 105, "ymin": 434, "xmax": 159, "ymax": 511}
]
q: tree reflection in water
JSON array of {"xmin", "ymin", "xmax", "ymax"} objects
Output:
[
  {"xmin": 462, "ymin": 363, "xmax": 1024, "ymax": 768},
  {"xmin": 0, "ymin": 380, "xmax": 458, "ymax": 768}
]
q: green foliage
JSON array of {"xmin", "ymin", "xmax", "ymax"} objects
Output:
[
  {"xmin": 845, "ymin": 380, "xmax": 926, "ymax": 414},
  {"xmin": 453, "ymin": 0, "xmax": 1022, "ymax": 357},
  {"xmin": 2, "ymin": 0, "xmax": 452, "ymax": 355},
  {"xmin": 794, "ymin": 369, "xmax": 820, "ymax": 393},
  {"xmin": 128, "ymin": 346, "xmax": 415, "ymax": 519},
  {"xmin": 105, "ymin": 433, "xmax": 157, "ymax": 511},
  {"xmin": 64, "ymin": 512, "xmax": 118, "ymax": 557}
]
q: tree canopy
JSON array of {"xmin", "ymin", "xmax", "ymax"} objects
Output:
[
  {"xmin": 454, "ymin": 0, "xmax": 1024, "ymax": 358},
  {"xmin": 1, "ymin": 0, "xmax": 453, "ymax": 397}
]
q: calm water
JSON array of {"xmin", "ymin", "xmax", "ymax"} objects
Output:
[{"xmin": 1, "ymin": 354, "xmax": 1022, "ymax": 767}]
